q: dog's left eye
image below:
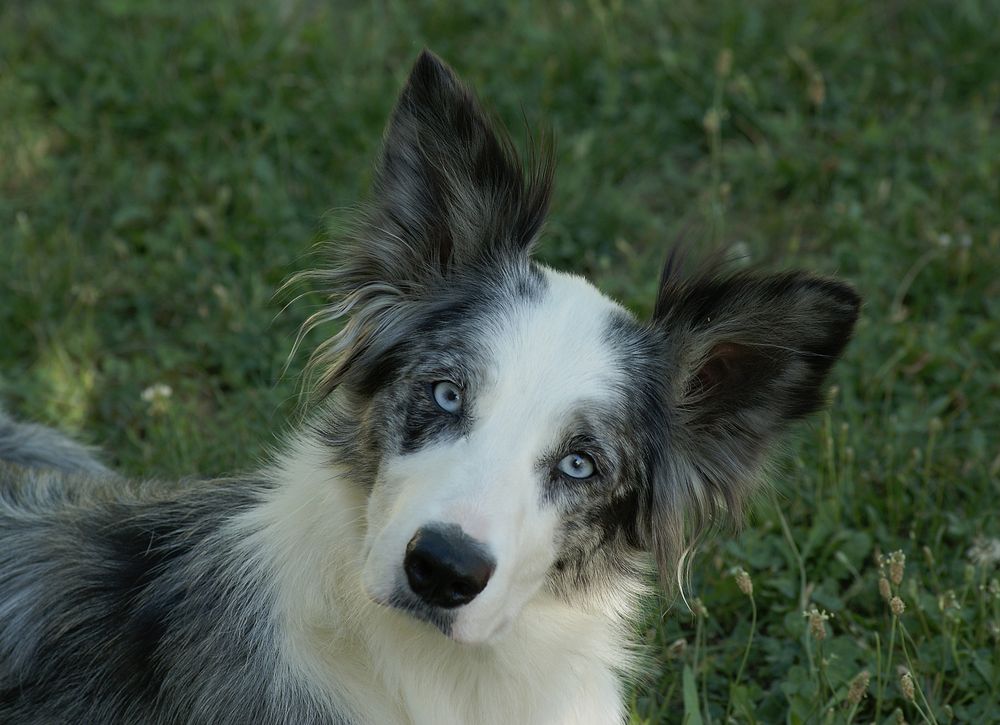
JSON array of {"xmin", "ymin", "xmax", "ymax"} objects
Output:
[
  {"xmin": 557, "ymin": 453, "xmax": 595, "ymax": 479},
  {"xmin": 431, "ymin": 381, "xmax": 463, "ymax": 414}
]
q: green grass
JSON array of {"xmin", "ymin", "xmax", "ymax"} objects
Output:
[{"xmin": 2, "ymin": 1, "xmax": 998, "ymax": 721}]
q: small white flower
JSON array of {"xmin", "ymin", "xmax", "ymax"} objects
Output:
[
  {"xmin": 141, "ymin": 383, "xmax": 173, "ymax": 403},
  {"xmin": 968, "ymin": 537, "xmax": 1000, "ymax": 568}
]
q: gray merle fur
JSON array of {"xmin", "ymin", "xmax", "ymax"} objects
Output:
[
  {"xmin": 0, "ymin": 407, "xmax": 112, "ymax": 478},
  {"xmin": 0, "ymin": 470, "xmax": 341, "ymax": 724}
]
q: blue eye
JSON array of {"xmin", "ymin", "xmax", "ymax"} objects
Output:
[
  {"xmin": 557, "ymin": 453, "xmax": 595, "ymax": 479},
  {"xmin": 432, "ymin": 381, "xmax": 462, "ymax": 414}
]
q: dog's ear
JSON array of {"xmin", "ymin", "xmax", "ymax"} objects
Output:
[
  {"xmin": 364, "ymin": 50, "xmax": 553, "ymax": 286},
  {"xmin": 647, "ymin": 262, "xmax": 860, "ymax": 589},
  {"xmin": 304, "ymin": 52, "xmax": 552, "ymax": 395}
]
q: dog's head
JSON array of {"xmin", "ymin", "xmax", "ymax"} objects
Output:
[{"xmin": 310, "ymin": 51, "xmax": 859, "ymax": 644}]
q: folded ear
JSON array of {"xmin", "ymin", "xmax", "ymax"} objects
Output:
[
  {"xmin": 359, "ymin": 50, "xmax": 553, "ymax": 290},
  {"xmin": 649, "ymin": 262, "xmax": 860, "ymax": 589}
]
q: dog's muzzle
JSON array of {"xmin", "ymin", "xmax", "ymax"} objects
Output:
[{"xmin": 404, "ymin": 524, "xmax": 495, "ymax": 608}]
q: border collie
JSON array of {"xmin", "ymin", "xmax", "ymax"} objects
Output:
[{"xmin": 0, "ymin": 51, "xmax": 859, "ymax": 724}]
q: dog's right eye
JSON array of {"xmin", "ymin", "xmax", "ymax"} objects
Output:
[
  {"xmin": 431, "ymin": 381, "xmax": 463, "ymax": 414},
  {"xmin": 557, "ymin": 452, "xmax": 596, "ymax": 479}
]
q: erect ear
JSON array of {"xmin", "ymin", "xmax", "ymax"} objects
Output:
[
  {"xmin": 648, "ymin": 262, "xmax": 860, "ymax": 588},
  {"xmin": 304, "ymin": 52, "xmax": 552, "ymax": 395},
  {"xmin": 358, "ymin": 50, "xmax": 553, "ymax": 291}
]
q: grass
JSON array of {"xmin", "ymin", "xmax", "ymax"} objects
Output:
[{"xmin": 2, "ymin": 0, "xmax": 998, "ymax": 721}]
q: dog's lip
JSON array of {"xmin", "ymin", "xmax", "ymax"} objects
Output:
[
  {"xmin": 373, "ymin": 593, "xmax": 510, "ymax": 647},
  {"xmin": 374, "ymin": 587, "xmax": 472, "ymax": 642}
]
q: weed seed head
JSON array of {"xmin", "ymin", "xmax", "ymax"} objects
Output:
[
  {"xmin": 938, "ymin": 589, "xmax": 960, "ymax": 613},
  {"xmin": 879, "ymin": 576, "xmax": 892, "ymax": 601},
  {"xmin": 691, "ymin": 597, "xmax": 709, "ymax": 619},
  {"xmin": 922, "ymin": 545, "xmax": 935, "ymax": 568},
  {"xmin": 808, "ymin": 73, "xmax": 826, "ymax": 107},
  {"xmin": 846, "ymin": 670, "xmax": 870, "ymax": 705},
  {"xmin": 666, "ymin": 638, "xmax": 687, "ymax": 659},
  {"xmin": 890, "ymin": 596, "xmax": 906, "ymax": 616},
  {"xmin": 702, "ymin": 109, "xmax": 721, "ymax": 135},
  {"xmin": 733, "ymin": 568, "xmax": 753, "ymax": 596},
  {"xmin": 715, "ymin": 48, "xmax": 733, "ymax": 77},
  {"xmin": 804, "ymin": 607, "xmax": 831, "ymax": 641},
  {"xmin": 900, "ymin": 672, "xmax": 915, "ymax": 702},
  {"xmin": 888, "ymin": 550, "xmax": 905, "ymax": 586}
]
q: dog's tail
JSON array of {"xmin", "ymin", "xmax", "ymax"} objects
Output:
[{"xmin": 0, "ymin": 407, "xmax": 113, "ymax": 477}]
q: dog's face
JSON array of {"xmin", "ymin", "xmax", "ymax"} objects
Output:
[
  {"xmin": 359, "ymin": 269, "xmax": 652, "ymax": 643},
  {"xmin": 314, "ymin": 52, "xmax": 859, "ymax": 644}
]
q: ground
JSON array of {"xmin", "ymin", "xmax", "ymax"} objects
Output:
[{"xmin": 1, "ymin": 1, "xmax": 998, "ymax": 722}]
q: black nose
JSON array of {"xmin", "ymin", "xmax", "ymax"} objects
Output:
[{"xmin": 404, "ymin": 525, "xmax": 495, "ymax": 608}]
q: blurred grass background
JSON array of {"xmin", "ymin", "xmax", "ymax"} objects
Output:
[{"xmin": 1, "ymin": 0, "xmax": 998, "ymax": 722}]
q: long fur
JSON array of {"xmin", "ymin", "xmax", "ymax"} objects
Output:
[
  {"xmin": 0, "ymin": 51, "xmax": 859, "ymax": 724},
  {"xmin": 0, "ymin": 409, "xmax": 112, "ymax": 478}
]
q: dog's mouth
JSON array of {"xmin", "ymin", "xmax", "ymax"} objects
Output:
[
  {"xmin": 381, "ymin": 587, "xmax": 458, "ymax": 638},
  {"xmin": 374, "ymin": 587, "xmax": 517, "ymax": 645}
]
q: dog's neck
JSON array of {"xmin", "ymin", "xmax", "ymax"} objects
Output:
[{"xmin": 231, "ymin": 434, "xmax": 641, "ymax": 724}]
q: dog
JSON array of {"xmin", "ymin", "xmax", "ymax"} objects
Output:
[{"xmin": 0, "ymin": 50, "xmax": 859, "ymax": 724}]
